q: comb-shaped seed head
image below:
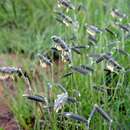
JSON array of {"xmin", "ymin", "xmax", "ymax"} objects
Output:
[
  {"xmin": 63, "ymin": 112, "xmax": 88, "ymax": 123},
  {"xmin": 88, "ymin": 104, "xmax": 113, "ymax": 129},
  {"xmin": 71, "ymin": 66, "xmax": 89, "ymax": 75},
  {"xmin": 115, "ymin": 48, "xmax": 129, "ymax": 56},
  {"xmin": 111, "ymin": 8, "xmax": 128, "ymax": 20},
  {"xmin": 56, "ymin": 12, "xmax": 73, "ymax": 26},
  {"xmin": 38, "ymin": 54, "xmax": 52, "ymax": 68},
  {"xmin": 23, "ymin": 95, "xmax": 48, "ymax": 104},
  {"xmin": 0, "ymin": 66, "xmax": 21, "ymax": 75},
  {"xmin": 62, "ymin": 72, "xmax": 73, "ymax": 78},
  {"xmin": 86, "ymin": 25, "xmax": 103, "ymax": 37},
  {"xmin": 58, "ymin": 0, "xmax": 75, "ymax": 10},
  {"xmin": 51, "ymin": 35, "xmax": 70, "ymax": 52}
]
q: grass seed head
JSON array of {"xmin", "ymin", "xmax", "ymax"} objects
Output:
[
  {"xmin": 23, "ymin": 95, "xmax": 48, "ymax": 104},
  {"xmin": 51, "ymin": 35, "xmax": 70, "ymax": 52},
  {"xmin": 62, "ymin": 71, "xmax": 73, "ymax": 78},
  {"xmin": 58, "ymin": 0, "xmax": 75, "ymax": 10},
  {"xmin": 0, "ymin": 66, "xmax": 21, "ymax": 75},
  {"xmin": 62, "ymin": 112, "xmax": 88, "ymax": 123},
  {"xmin": 56, "ymin": 12, "xmax": 73, "ymax": 27},
  {"xmin": 38, "ymin": 54, "xmax": 52, "ymax": 68},
  {"xmin": 86, "ymin": 25, "xmax": 102, "ymax": 37},
  {"xmin": 105, "ymin": 27, "xmax": 117, "ymax": 37},
  {"xmin": 88, "ymin": 104, "xmax": 113, "ymax": 129},
  {"xmin": 71, "ymin": 66, "xmax": 89, "ymax": 75},
  {"xmin": 94, "ymin": 104, "xmax": 113, "ymax": 123},
  {"xmin": 114, "ymin": 48, "xmax": 129, "ymax": 56},
  {"xmin": 111, "ymin": 8, "xmax": 128, "ymax": 20}
]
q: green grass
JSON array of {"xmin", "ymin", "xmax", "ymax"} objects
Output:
[{"xmin": 0, "ymin": 0, "xmax": 130, "ymax": 130}]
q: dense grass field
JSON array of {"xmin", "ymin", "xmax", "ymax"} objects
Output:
[{"xmin": 0, "ymin": 0, "xmax": 130, "ymax": 130}]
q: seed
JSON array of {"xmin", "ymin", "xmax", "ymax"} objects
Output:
[
  {"xmin": 118, "ymin": 24, "xmax": 129, "ymax": 32},
  {"xmin": 62, "ymin": 112, "xmax": 88, "ymax": 123},
  {"xmin": 96, "ymin": 55, "xmax": 105, "ymax": 63},
  {"xmin": 86, "ymin": 25, "xmax": 102, "ymax": 37},
  {"xmin": 111, "ymin": 8, "xmax": 128, "ymax": 20},
  {"xmin": 71, "ymin": 66, "xmax": 89, "ymax": 75},
  {"xmin": 38, "ymin": 54, "xmax": 52, "ymax": 68},
  {"xmin": 56, "ymin": 17, "xmax": 64, "ymax": 25},
  {"xmin": 107, "ymin": 58, "xmax": 122, "ymax": 69},
  {"xmin": 62, "ymin": 50, "xmax": 72, "ymax": 63},
  {"xmin": 0, "ymin": 67, "xmax": 32, "ymax": 93},
  {"xmin": 67, "ymin": 97, "xmax": 77, "ymax": 103},
  {"xmin": 51, "ymin": 35, "xmax": 70, "ymax": 52},
  {"xmin": 114, "ymin": 22, "xmax": 130, "ymax": 32},
  {"xmin": 96, "ymin": 52, "xmax": 112, "ymax": 63},
  {"xmin": 103, "ymin": 52, "xmax": 112, "ymax": 59},
  {"xmin": 0, "ymin": 66, "xmax": 21, "ymax": 75},
  {"xmin": 115, "ymin": 48, "xmax": 129, "ymax": 56},
  {"xmin": 71, "ymin": 47, "xmax": 81, "ymax": 54},
  {"xmin": 105, "ymin": 27, "xmax": 116, "ymax": 37},
  {"xmin": 62, "ymin": 72, "xmax": 73, "ymax": 78},
  {"xmin": 95, "ymin": 104, "xmax": 113, "ymax": 123},
  {"xmin": 71, "ymin": 44, "xmax": 89, "ymax": 54},
  {"xmin": 72, "ymin": 45, "xmax": 89, "ymax": 49},
  {"xmin": 92, "ymin": 86, "xmax": 107, "ymax": 93},
  {"xmin": 88, "ymin": 104, "xmax": 113, "ymax": 128},
  {"xmin": 56, "ymin": 12, "xmax": 73, "ymax": 26},
  {"xmin": 58, "ymin": 0, "xmax": 75, "ymax": 10},
  {"xmin": 102, "ymin": 53, "xmax": 123, "ymax": 69},
  {"xmin": 95, "ymin": 52, "xmax": 122, "ymax": 69},
  {"xmin": 87, "ymin": 105, "xmax": 97, "ymax": 125},
  {"xmin": 80, "ymin": 65, "xmax": 94, "ymax": 72},
  {"xmin": 23, "ymin": 95, "xmax": 47, "ymax": 104}
]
